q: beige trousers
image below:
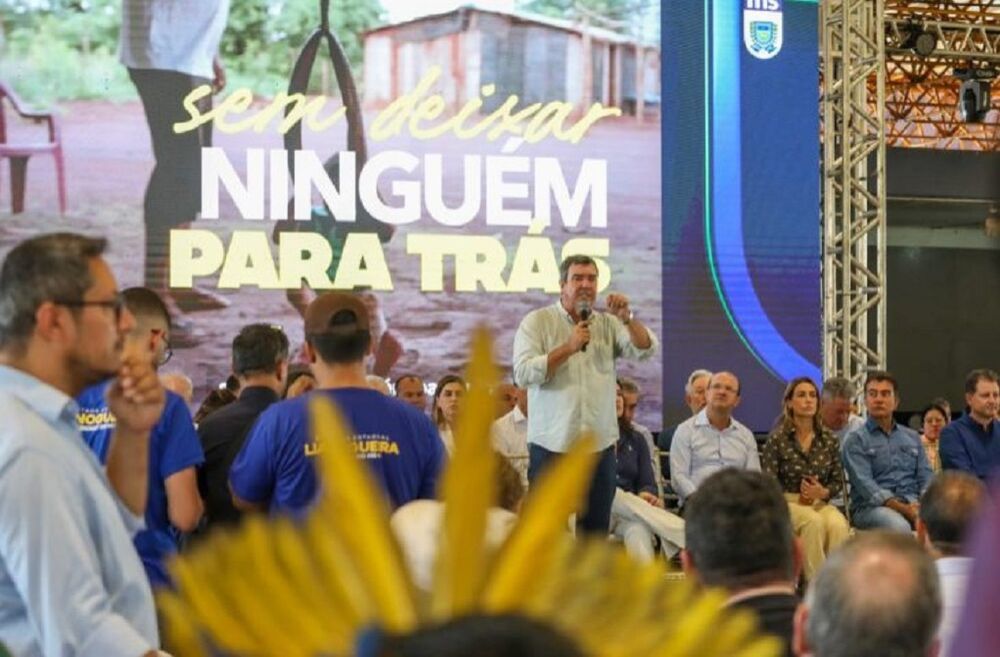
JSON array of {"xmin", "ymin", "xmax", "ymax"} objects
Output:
[{"xmin": 784, "ymin": 493, "xmax": 850, "ymax": 581}]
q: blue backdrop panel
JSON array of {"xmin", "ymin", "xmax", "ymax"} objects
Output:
[{"xmin": 662, "ymin": 0, "xmax": 821, "ymax": 431}]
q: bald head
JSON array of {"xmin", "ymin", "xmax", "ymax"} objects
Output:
[{"xmin": 800, "ymin": 532, "xmax": 940, "ymax": 657}]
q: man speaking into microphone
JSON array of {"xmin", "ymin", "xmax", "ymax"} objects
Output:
[{"xmin": 513, "ymin": 255, "xmax": 658, "ymax": 534}]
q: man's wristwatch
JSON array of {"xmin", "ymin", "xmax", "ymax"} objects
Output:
[{"xmin": 622, "ymin": 309, "xmax": 634, "ymax": 325}]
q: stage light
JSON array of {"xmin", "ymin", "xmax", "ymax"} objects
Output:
[
  {"xmin": 900, "ymin": 24, "xmax": 936, "ymax": 57},
  {"xmin": 954, "ymin": 68, "xmax": 996, "ymax": 123}
]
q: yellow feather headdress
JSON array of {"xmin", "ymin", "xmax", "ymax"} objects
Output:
[{"xmin": 158, "ymin": 329, "xmax": 781, "ymax": 657}]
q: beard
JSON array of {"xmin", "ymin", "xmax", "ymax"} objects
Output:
[{"xmin": 66, "ymin": 341, "xmax": 122, "ymax": 395}]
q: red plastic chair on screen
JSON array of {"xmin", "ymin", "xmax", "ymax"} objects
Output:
[{"xmin": 0, "ymin": 81, "xmax": 67, "ymax": 214}]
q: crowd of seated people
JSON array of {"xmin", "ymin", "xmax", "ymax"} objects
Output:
[
  {"xmin": 2, "ymin": 232, "xmax": 1000, "ymax": 657},
  {"xmin": 87, "ymin": 332, "xmax": 1000, "ymax": 656}
]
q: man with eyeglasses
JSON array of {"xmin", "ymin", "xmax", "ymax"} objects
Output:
[
  {"xmin": 76, "ymin": 287, "xmax": 204, "ymax": 588},
  {"xmin": 669, "ymin": 371, "xmax": 761, "ymax": 506},
  {"xmin": 0, "ymin": 234, "xmax": 165, "ymax": 656}
]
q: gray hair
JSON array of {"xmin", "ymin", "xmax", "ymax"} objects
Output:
[
  {"xmin": 618, "ymin": 376, "xmax": 641, "ymax": 396},
  {"xmin": 805, "ymin": 531, "xmax": 941, "ymax": 657},
  {"xmin": 0, "ymin": 233, "xmax": 107, "ymax": 351},
  {"xmin": 684, "ymin": 369, "xmax": 712, "ymax": 395},
  {"xmin": 558, "ymin": 255, "xmax": 597, "ymax": 285},
  {"xmin": 821, "ymin": 377, "xmax": 856, "ymax": 401}
]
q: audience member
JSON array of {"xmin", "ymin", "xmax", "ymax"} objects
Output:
[
  {"xmin": 610, "ymin": 384, "xmax": 684, "ymax": 562},
  {"xmin": 842, "ymin": 371, "xmax": 933, "ymax": 532},
  {"xmin": 931, "ymin": 396, "xmax": 953, "ymax": 423},
  {"xmin": 793, "ymin": 532, "xmax": 941, "ymax": 657},
  {"xmin": 513, "ymin": 254, "xmax": 658, "ymax": 536},
  {"xmin": 391, "ymin": 454, "xmax": 524, "ymax": 592},
  {"xmin": 820, "ymin": 377, "xmax": 865, "ymax": 442},
  {"xmin": 433, "ymin": 374, "xmax": 466, "ymax": 455},
  {"xmin": 367, "ymin": 374, "xmax": 391, "ymax": 395},
  {"xmin": 76, "ymin": 287, "xmax": 204, "ymax": 587},
  {"xmin": 917, "ymin": 472, "xmax": 987, "ymax": 657},
  {"xmin": 682, "ymin": 469, "xmax": 800, "ymax": 657},
  {"xmin": 950, "ymin": 482, "xmax": 1000, "ymax": 655},
  {"xmin": 762, "ymin": 377, "xmax": 848, "ymax": 582},
  {"xmin": 939, "ymin": 369, "xmax": 1000, "ymax": 482},
  {"xmin": 0, "ymin": 233, "xmax": 163, "ymax": 656},
  {"xmin": 285, "ymin": 366, "xmax": 316, "ymax": 399},
  {"xmin": 619, "ymin": 376, "xmax": 663, "ymax": 496},
  {"xmin": 160, "ymin": 371, "xmax": 193, "ymax": 404},
  {"xmin": 394, "ymin": 374, "xmax": 427, "ymax": 413},
  {"xmin": 670, "ymin": 372, "xmax": 760, "ymax": 505},
  {"xmin": 494, "ymin": 382, "xmax": 519, "ymax": 419},
  {"xmin": 491, "ymin": 384, "xmax": 529, "ymax": 488},
  {"xmin": 230, "ymin": 293, "xmax": 444, "ymax": 514},
  {"xmin": 196, "ymin": 323, "xmax": 288, "ymax": 533},
  {"xmin": 657, "ymin": 368, "xmax": 711, "ymax": 451},
  {"xmin": 193, "ymin": 386, "xmax": 237, "ymax": 425},
  {"xmin": 920, "ymin": 402, "xmax": 949, "ymax": 474}
]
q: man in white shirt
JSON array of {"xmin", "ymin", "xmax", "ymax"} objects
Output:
[
  {"xmin": 916, "ymin": 471, "xmax": 986, "ymax": 657},
  {"xmin": 120, "ymin": 0, "xmax": 231, "ymax": 323},
  {"xmin": 513, "ymin": 255, "xmax": 658, "ymax": 534},
  {"xmin": 491, "ymin": 385, "xmax": 529, "ymax": 489},
  {"xmin": 669, "ymin": 371, "xmax": 760, "ymax": 505}
]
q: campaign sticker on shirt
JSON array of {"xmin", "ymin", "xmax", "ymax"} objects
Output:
[{"xmin": 743, "ymin": 0, "xmax": 783, "ymax": 60}]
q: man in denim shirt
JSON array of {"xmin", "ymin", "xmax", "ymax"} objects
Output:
[{"xmin": 842, "ymin": 371, "xmax": 933, "ymax": 532}]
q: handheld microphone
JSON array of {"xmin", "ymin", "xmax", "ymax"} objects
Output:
[{"xmin": 576, "ymin": 300, "xmax": 592, "ymax": 352}]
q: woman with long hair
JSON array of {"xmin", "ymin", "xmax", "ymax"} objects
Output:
[
  {"xmin": 761, "ymin": 377, "xmax": 849, "ymax": 581},
  {"xmin": 920, "ymin": 402, "xmax": 949, "ymax": 473},
  {"xmin": 433, "ymin": 374, "xmax": 466, "ymax": 455}
]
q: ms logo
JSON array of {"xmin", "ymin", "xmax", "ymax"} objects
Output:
[{"xmin": 743, "ymin": 0, "xmax": 783, "ymax": 60}]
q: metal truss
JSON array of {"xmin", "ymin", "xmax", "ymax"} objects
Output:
[
  {"xmin": 883, "ymin": 1, "xmax": 1000, "ymax": 149},
  {"xmin": 821, "ymin": 0, "xmax": 888, "ymax": 388}
]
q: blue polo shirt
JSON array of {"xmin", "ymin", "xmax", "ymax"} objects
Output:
[
  {"xmin": 77, "ymin": 383, "xmax": 204, "ymax": 588},
  {"xmin": 939, "ymin": 414, "xmax": 1000, "ymax": 482},
  {"xmin": 842, "ymin": 418, "xmax": 933, "ymax": 513},
  {"xmin": 229, "ymin": 387, "xmax": 445, "ymax": 515}
]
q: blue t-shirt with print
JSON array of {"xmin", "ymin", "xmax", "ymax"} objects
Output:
[
  {"xmin": 229, "ymin": 387, "xmax": 445, "ymax": 514},
  {"xmin": 76, "ymin": 382, "xmax": 205, "ymax": 587}
]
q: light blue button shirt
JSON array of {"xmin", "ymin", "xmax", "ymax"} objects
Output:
[
  {"xmin": 842, "ymin": 417, "xmax": 933, "ymax": 513},
  {"xmin": 0, "ymin": 366, "xmax": 158, "ymax": 657},
  {"xmin": 513, "ymin": 303, "xmax": 659, "ymax": 452},
  {"xmin": 668, "ymin": 409, "xmax": 761, "ymax": 503}
]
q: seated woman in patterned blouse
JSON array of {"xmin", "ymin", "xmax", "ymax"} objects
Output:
[{"xmin": 762, "ymin": 377, "xmax": 850, "ymax": 582}]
